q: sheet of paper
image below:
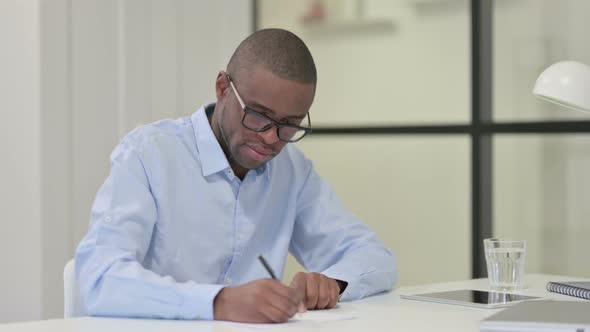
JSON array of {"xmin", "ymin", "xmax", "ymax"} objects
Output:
[
  {"xmin": 222, "ymin": 309, "xmax": 356, "ymax": 329},
  {"xmin": 292, "ymin": 309, "xmax": 356, "ymax": 323}
]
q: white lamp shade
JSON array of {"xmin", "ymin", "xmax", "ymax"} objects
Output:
[{"xmin": 533, "ymin": 61, "xmax": 590, "ymax": 112}]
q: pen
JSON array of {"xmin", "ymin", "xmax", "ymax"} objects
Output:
[
  {"xmin": 258, "ymin": 255, "xmax": 278, "ymax": 280},
  {"xmin": 259, "ymin": 255, "xmax": 306, "ymax": 313}
]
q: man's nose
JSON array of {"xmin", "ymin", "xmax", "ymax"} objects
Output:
[{"xmin": 258, "ymin": 127, "xmax": 280, "ymax": 145}]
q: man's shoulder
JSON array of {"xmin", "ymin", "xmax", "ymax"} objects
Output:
[{"xmin": 116, "ymin": 116, "xmax": 194, "ymax": 156}]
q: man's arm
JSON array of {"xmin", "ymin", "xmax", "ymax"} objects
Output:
[
  {"xmin": 290, "ymin": 161, "xmax": 397, "ymax": 302},
  {"xmin": 75, "ymin": 141, "xmax": 224, "ymax": 319}
]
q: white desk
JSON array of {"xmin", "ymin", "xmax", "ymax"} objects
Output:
[{"xmin": 1, "ymin": 274, "xmax": 587, "ymax": 332}]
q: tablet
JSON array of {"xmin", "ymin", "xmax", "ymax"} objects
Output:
[{"xmin": 400, "ymin": 290, "xmax": 540, "ymax": 309}]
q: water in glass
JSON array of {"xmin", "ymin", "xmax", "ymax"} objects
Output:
[{"xmin": 485, "ymin": 247, "xmax": 526, "ymax": 291}]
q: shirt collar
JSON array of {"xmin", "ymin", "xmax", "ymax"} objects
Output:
[
  {"xmin": 191, "ymin": 103, "xmax": 269, "ymax": 177},
  {"xmin": 192, "ymin": 103, "xmax": 231, "ymax": 177}
]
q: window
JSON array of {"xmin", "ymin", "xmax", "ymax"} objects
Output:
[{"xmin": 256, "ymin": 0, "xmax": 590, "ymax": 284}]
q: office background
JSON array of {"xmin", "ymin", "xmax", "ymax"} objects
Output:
[{"xmin": 1, "ymin": 0, "xmax": 589, "ymax": 324}]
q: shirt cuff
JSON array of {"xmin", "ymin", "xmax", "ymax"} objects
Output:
[
  {"xmin": 321, "ymin": 265, "xmax": 363, "ymax": 301},
  {"xmin": 178, "ymin": 283, "xmax": 225, "ymax": 320}
]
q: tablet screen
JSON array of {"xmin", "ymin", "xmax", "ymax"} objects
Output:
[{"xmin": 401, "ymin": 290, "xmax": 539, "ymax": 308}]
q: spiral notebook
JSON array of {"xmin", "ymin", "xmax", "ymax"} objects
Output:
[{"xmin": 546, "ymin": 281, "xmax": 590, "ymax": 300}]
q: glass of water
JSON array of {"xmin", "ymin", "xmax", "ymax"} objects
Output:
[{"xmin": 484, "ymin": 239, "xmax": 527, "ymax": 291}]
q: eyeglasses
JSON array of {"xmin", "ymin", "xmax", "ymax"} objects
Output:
[{"xmin": 226, "ymin": 74, "xmax": 312, "ymax": 143}]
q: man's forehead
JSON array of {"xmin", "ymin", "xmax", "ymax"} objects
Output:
[{"xmin": 234, "ymin": 66, "xmax": 314, "ymax": 118}]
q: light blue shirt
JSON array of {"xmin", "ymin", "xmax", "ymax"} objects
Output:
[{"xmin": 75, "ymin": 103, "xmax": 397, "ymax": 320}]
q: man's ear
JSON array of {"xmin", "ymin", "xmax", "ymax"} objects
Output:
[{"xmin": 215, "ymin": 71, "xmax": 230, "ymax": 101}]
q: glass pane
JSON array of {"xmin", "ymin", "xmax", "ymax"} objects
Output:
[
  {"xmin": 284, "ymin": 136, "xmax": 471, "ymax": 286},
  {"xmin": 258, "ymin": 0, "xmax": 470, "ymax": 126},
  {"xmin": 493, "ymin": 0, "xmax": 590, "ymax": 122},
  {"xmin": 494, "ymin": 135, "xmax": 590, "ymax": 278}
]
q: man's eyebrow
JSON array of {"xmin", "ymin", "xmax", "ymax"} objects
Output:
[{"xmin": 249, "ymin": 102, "xmax": 306, "ymax": 120}]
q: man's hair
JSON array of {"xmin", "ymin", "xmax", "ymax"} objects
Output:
[{"xmin": 227, "ymin": 29, "xmax": 317, "ymax": 86}]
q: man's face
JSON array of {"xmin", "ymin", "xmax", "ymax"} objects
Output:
[{"xmin": 212, "ymin": 66, "xmax": 315, "ymax": 174}]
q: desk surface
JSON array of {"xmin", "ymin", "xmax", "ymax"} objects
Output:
[{"xmin": 2, "ymin": 274, "xmax": 588, "ymax": 332}]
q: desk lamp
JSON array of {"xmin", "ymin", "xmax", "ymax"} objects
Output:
[{"xmin": 533, "ymin": 61, "xmax": 590, "ymax": 112}]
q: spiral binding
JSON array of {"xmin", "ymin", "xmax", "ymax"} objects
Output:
[{"xmin": 547, "ymin": 282, "xmax": 590, "ymax": 300}]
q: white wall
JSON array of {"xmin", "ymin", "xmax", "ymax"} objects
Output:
[
  {"xmin": 0, "ymin": 0, "xmax": 251, "ymax": 323},
  {"xmin": 0, "ymin": 0, "xmax": 43, "ymax": 323},
  {"xmin": 40, "ymin": 0, "xmax": 73, "ymax": 320}
]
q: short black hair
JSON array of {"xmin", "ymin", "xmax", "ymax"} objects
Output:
[{"xmin": 227, "ymin": 28, "xmax": 317, "ymax": 86}]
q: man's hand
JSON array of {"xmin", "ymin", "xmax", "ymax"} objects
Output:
[
  {"xmin": 213, "ymin": 279, "xmax": 303, "ymax": 323},
  {"xmin": 289, "ymin": 272, "xmax": 341, "ymax": 311}
]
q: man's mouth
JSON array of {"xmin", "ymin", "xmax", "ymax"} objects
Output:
[{"xmin": 245, "ymin": 145, "xmax": 273, "ymax": 161}]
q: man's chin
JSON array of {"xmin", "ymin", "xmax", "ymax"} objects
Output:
[{"xmin": 237, "ymin": 158, "xmax": 268, "ymax": 170}]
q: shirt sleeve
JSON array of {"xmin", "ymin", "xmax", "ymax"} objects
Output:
[
  {"xmin": 74, "ymin": 137, "xmax": 224, "ymax": 320},
  {"xmin": 290, "ymin": 161, "xmax": 398, "ymax": 301}
]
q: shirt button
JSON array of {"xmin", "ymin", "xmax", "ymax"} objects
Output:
[
  {"xmin": 104, "ymin": 216, "xmax": 112, "ymax": 223},
  {"xmin": 225, "ymin": 277, "xmax": 232, "ymax": 284}
]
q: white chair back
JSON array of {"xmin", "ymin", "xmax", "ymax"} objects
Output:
[{"xmin": 63, "ymin": 259, "xmax": 87, "ymax": 318}]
